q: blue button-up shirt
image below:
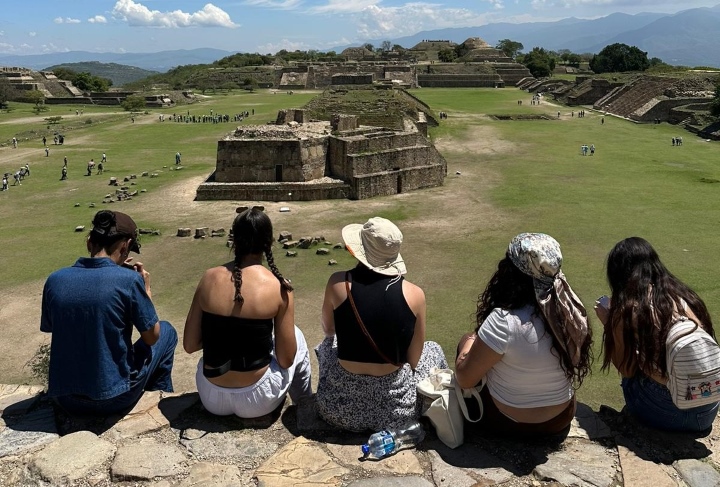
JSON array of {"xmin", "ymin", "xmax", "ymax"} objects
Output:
[{"xmin": 41, "ymin": 257, "xmax": 158, "ymax": 400}]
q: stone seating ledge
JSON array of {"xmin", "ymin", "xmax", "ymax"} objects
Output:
[{"xmin": 1, "ymin": 383, "xmax": 720, "ymax": 487}]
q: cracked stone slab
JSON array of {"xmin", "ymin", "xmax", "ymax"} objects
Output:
[
  {"xmin": 345, "ymin": 477, "xmax": 433, "ymax": 487},
  {"xmin": 617, "ymin": 444, "xmax": 678, "ymax": 487},
  {"xmin": 255, "ymin": 436, "xmax": 349, "ymax": 487},
  {"xmin": 0, "ymin": 405, "xmax": 58, "ymax": 458},
  {"xmin": 326, "ymin": 443, "xmax": 423, "ymax": 475},
  {"xmin": 107, "ymin": 391, "xmax": 169, "ymax": 439},
  {"xmin": 425, "ymin": 439, "xmax": 514, "ymax": 485},
  {"xmin": 30, "ymin": 430, "xmax": 115, "ymax": 483},
  {"xmin": 111, "ymin": 438, "xmax": 187, "ymax": 481},
  {"xmin": 569, "ymin": 402, "xmax": 613, "ymax": 440},
  {"xmin": 0, "ymin": 386, "xmax": 45, "ymax": 415},
  {"xmin": 533, "ymin": 438, "xmax": 618, "ymax": 487},
  {"xmin": 180, "ymin": 431, "xmax": 277, "ymax": 463},
  {"xmin": 176, "ymin": 462, "xmax": 243, "ymax": 487},
  {"xmin": 674, "ymin": 459, "xmax": 720, "ymax": 487}
]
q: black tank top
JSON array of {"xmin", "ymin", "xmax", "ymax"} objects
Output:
[
  {"xmin": 334, "ymin": 266, "xmax": 416, "ymax": 364},
  {"xmin": 201, "ymin": 311, "xmax": 274, "ymax": 377}
]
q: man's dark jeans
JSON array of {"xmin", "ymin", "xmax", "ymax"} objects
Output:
[{"xmin": 55, "ymin": 321, "xmax": 177, "ymax": 416}]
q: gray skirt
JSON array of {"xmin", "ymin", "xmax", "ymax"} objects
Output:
[{"xmin": 314, "ymin": 337, "xmax": 448, "ymax": 432}]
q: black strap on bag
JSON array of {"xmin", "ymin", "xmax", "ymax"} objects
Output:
[{"xmin": 345, "ymin": 271, "xmax": 402, "ymax": 367}]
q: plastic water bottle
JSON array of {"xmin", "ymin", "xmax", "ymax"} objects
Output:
[{"xmin": 361, "ymin": 421, "xmax": 425, "ymax": 459}]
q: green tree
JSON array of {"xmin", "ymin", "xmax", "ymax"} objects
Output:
[
  {"xmin": 495, "ymin": 39, "xmax": 524, "ymax": 59},
  {"xmin": 521, "ymin": 47, "xmax": 555, "ymax": 78},
  {"xmin": 363, "ymin": 43, "xmax": 374, "ymax": 52},
  {"xmin": 381, "ymin": 40, "xmax": 392, "ymax": 52},
  {"xmin": 121, "ymin": 94, "xmax": 146, "ymax": 112},
  {"xmin": 438, "ymin": 48, "xmax": 458, "ymax": 63},
  {"xmin": 25, "ymin": 90, "xmax": 45, "ymax": 109},
  {"xmin": 590, "ymin": 43, "xmax": 650, "ymax": 73},
  {"xmin": 392, "ymin": 44, "xmax": 405, "ymax": 53}
]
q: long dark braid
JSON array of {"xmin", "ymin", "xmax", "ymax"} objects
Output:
[
  {"xmin": 232, "ymin": 264, "xmax": 244, "ymax": 304},
  {"xmin": 231, "ymin": 208, "xmax": 292, "ymax": 302},
  {"xmin": 265, "ymin": 248, "xmax": 293, "ymax": 292}
]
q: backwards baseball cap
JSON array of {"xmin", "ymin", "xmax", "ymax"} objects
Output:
[{"xmin": 91, "ymin": 210, "xmax": 141, "ymax": 253}]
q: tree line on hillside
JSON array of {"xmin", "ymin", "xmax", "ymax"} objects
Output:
[{"xmin": 51, "ymin": 67, "xmax": 113, "ymax": 92}]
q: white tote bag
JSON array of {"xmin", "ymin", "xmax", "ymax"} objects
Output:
[{"xmin": 417, "ymin": 367, "xmax": 484, "ymax": 449}]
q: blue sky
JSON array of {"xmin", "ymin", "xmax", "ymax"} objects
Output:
[{"xmin": 1, "ymin": 0, "xmax": 717, "ymax": 55}]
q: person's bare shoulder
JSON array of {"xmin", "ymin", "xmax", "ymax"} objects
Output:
[{"xmin": 402, "ymin": 279, "xmax": 426, "ymax": 309}]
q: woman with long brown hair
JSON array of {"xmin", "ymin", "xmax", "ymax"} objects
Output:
[
  {"xmin": 456, "ymin": 233, "xmax": 592, "ymax": 435},
  {"xmin": 596, "ymin": 237, "xmax": 718, "ymax": 432},
  {"xmin": 183, "ymin": 208, "xmax": 311, "ymax": 417}
]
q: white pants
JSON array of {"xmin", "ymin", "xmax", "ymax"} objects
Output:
[{"xmin": 196, "ymin": 325, "xmax": 312, "ymax": 418}]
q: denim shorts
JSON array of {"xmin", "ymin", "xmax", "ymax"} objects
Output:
[{"xmin": 621, "ymin": 374, "xmax": 719, "ymax": 432}]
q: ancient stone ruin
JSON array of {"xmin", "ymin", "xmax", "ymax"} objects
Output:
[{"xmin": 196, "ymin": 109, "xmax": 447, "ymax": 201}]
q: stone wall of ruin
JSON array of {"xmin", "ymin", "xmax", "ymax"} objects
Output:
[
  {"xmin": 215, "ymin": 139, "xmax": 328, "ymax": 183},
  {"xmin": 352, "ymin": 164, "xmax": 445, "ymax": 199},
  {"xmin": 347, "ymin": 146, "xmax": 440, "ymax": 176},
  {"xmin": 196, "ymin": 181, "xmax": 350, "ymax": 201},
  {"xmin": 417, "ymin": 74, "xmax": 501, "ymax": 88},
  {"xmin": 327, "ymin": 133, "xmax": 425, "ymax": 180},
  {"xmin": 331, "ymin": 74, "xmax": 374, "ymax": 85}
]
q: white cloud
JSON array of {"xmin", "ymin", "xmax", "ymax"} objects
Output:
[
  {"xmin": 310, "ymin": 0, "xmax": 381, "ymax": 14},
  {"xmin": 350, "ymin": 3, "xmax": 492, "ymax": 39},
  {"xmin": 0, "ymin": 31, "xmax": 4, "ymax": 36},
  {"xmin": 257, "ymin": 39, "xmax": 311, "ymax": 54},
  {"xmin": 88, "ymin": 15, "xmax": 108, "ymax": 24},
  {"xmin": 243, "ymin": 0, "xmax": 302, "ymax": 9},
  {"xmin": 111, "ymin": 0, "xmax": 238, "ymax": 28},
  {"xmin": 54, "ymin": 17, "xmax": 81, "ymax": 24},
  {"xmin": 41, "ymin": 43, "xmax": 69, "ymax": 53},
  {"xmin": 484, "ymin": 0, "xmax": 505, "ymax": 9},
  {"xmin": 28, "ymin": 32, "xmax": 37, "ymax": 37}
]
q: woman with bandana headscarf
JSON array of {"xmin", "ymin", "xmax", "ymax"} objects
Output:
[{"xmin": 456, "ymin": 233, "xmax": 593, "ymax": 435}]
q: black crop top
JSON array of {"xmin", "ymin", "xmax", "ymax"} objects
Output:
[
  {"xmin": 334, "ymin": 266, "xmax": 416, "ymax": 364},
  {"xmin": 201, "ymin": 311, "xmax": 274, "ymax": 377}
]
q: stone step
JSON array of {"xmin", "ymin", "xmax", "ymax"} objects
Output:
[{"xmin": 1, "ymin": 384, "xmax": 720, "ymax": 486}]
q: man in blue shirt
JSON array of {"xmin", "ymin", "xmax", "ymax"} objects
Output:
[{"xmin": 41, "ymin": 210, "xmax": 177, "ymax": 415}]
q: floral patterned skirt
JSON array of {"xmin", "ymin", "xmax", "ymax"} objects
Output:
[{"xmin": 314, "ymin": 337, "xmax": 448, "ymax": 432}]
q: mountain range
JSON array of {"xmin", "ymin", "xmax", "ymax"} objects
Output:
[
  {"xmin": 1, "ymin": 5, "xmax": 719, "ymax": 72},
  {"xmin": 356, "ymin": 4, "xmax": 720, "ymax": 68},
  {"xmin": 0, "ymin": 48, "xmax": 232, "ymax": 73}
]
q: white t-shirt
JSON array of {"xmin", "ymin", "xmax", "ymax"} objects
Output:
[{"xmin": 477, "ymin": 306, "xmax": 573, "ymax": 408}]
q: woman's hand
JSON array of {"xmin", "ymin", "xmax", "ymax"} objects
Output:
[
  {"xmin": 456, "ymin": 332, "xmax": 477, "ymax": 365},
  {"xmin": 594, "ymin": 295, "xmax": 610, "ymax": 327}
]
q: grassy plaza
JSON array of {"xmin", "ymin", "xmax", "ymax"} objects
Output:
[{"xmin": 1, "ymin": 87, "xmax": 718, "ymax": 409}]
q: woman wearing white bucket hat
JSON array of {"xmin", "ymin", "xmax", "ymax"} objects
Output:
[{"xmin": 315, "ymin": 217, "xmax": 448, "ymax": 432}]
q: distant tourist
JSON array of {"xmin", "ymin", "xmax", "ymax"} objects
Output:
[
  {"xmin": 1, "ymin": 174, "xmax": 7, "ymax": 191},
  {"xmin": 12, "ymin": 137, "xmax": 17, "ymax": 148},
  {"xmin": 175, "ymin": 152, "xmax": 181, "ymax": 165},
  {"xmin": 87, "ymin": 159, "xmax": 95, "ymax": 176}
]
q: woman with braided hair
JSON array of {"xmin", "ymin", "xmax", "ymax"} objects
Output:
[{"xmin": 183, "ymin": 208, "xmax": 312, "ymax": 418}]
